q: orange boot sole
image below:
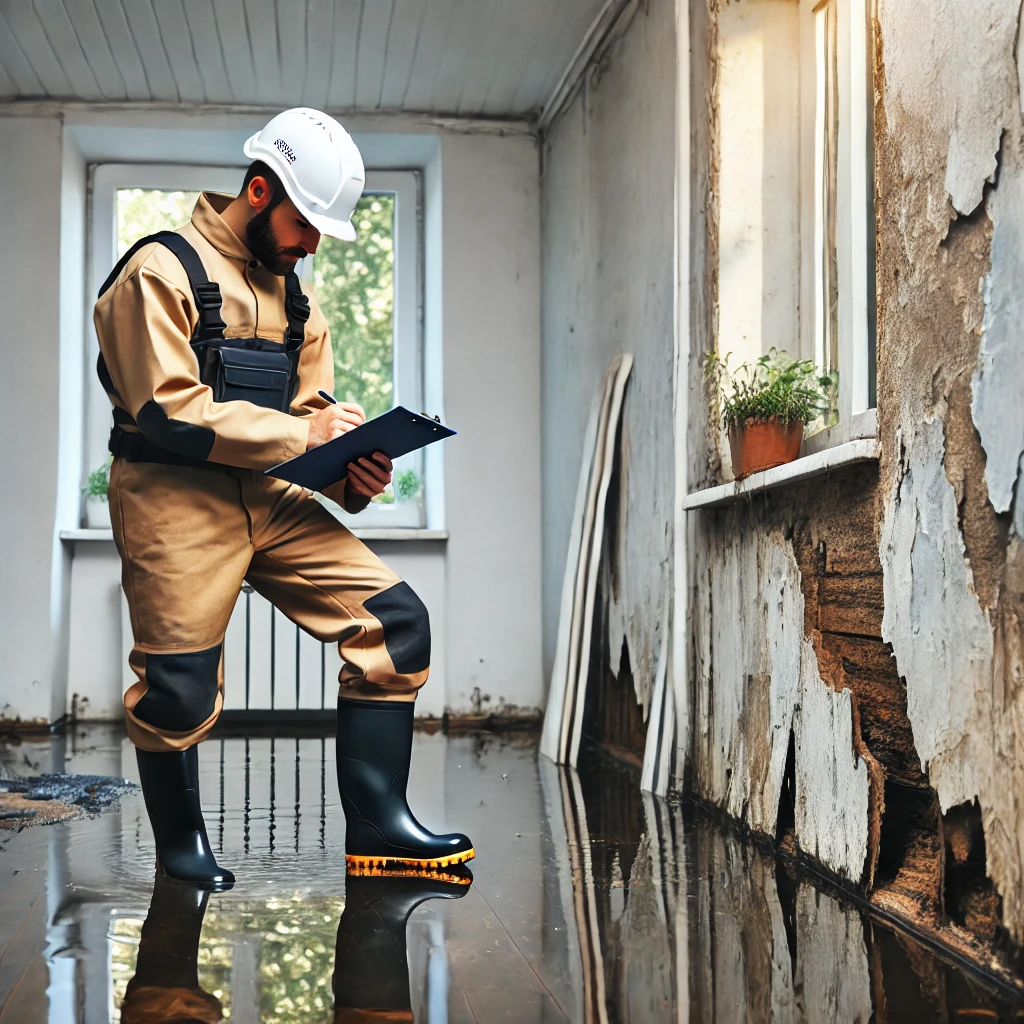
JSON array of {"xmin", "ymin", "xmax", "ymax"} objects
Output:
[{"xmin": 345, "ymin": 847, "xmax": 476, "ymax": 880}]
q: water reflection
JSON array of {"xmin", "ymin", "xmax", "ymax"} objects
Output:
[
  {"xmin": 110, "ymin": 870, "xmax": 471, "ymax": 1024},
  {"xmin": 559, "ymin": 745, "xmax": 1024, "ymax": 1024},
  {"xmin": 1, "ymin": 726, "xmax": 1021, "ymax": 1022},
  {"xmin": 119, "ymin": 878, "xmax": 223, "ymax": 1023},
  {"xmin": 333, "ymin": 872, "xmax": 471, "ymax": 1022}
]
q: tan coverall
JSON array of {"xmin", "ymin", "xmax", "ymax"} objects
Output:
[{"xmin": 94, "ymin": 193, "xmax": 429, "ymax": 753}]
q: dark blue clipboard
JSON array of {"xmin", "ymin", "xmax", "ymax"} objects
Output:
[{"xmin": 265, "ymin": 405, "xmax": 456, "ymax": 491}]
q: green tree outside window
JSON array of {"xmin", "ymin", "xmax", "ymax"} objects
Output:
[{"xmin": 312, "ymin": 195, "xmax": 395, "ymax": 422}]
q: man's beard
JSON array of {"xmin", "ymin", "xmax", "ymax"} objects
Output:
[{"xmin": 245, "ymin": 206, "xmax": 307, "ymax": 276}]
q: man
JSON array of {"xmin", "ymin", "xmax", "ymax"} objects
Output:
[{"xmin": 94, "ymin": 108, "xmax": 474, "ymax": 889}]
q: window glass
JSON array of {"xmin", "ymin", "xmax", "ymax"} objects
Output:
[
  {"xmin": 312, "ymin": 192, "xmax": 424, "ymax": 515},
  {"xmin": 863, "ymin": 0, "xmax": 878, "ymax": 409},
  {"xmin": 117, "ymin": 188, "xmax": 199, "ymax": 256},
  {"xmin": 802, "ymin": 0, "xmax": 876, "ymax": 428},
  {"xmin": 820, "ymin": 0, "xmax": 840, "ymax": 408},
  {"xmin": 90, "ymin": 169, "xmax": 426, "ymax": 528},
  {"xmin": 313, "ymin": 193, "xmax": 396, "ymax": 422}
]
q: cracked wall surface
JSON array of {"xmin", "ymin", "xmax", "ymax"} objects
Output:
[
  {"xmin": 692, "ymin": 508, "xmax": 871, "ymax": 882},
  {"xmin": 876, "ymin": 0, "xmax": 1024, "ymax": 940},
  {"xmin": 684, "ymin": 0, "xmax": 1024, "ymax": 953}
]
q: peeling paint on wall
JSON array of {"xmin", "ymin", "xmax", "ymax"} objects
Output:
[
  {"xmin": 880, "ymin": 419, "xmax": 994, "ymax": 774},
  {"xmin": 693, "ymin": 514, "xmax": 870, "ymax": 881},
  {"xmin": 693, "ymin": 524, "xmax": 799, "ymax": 834},
  {"xmin": 974, "ymin": 137, "xmax": 1024, "ymax": 515},
  {"xmin": 876, "ymin": 0, "xmax": 1024, "ymax": 941},
  {"xmin": 795, "ymin": 641, "xmax": 870, "ymax": 881},
  {"xmin": 880, "ymin": 0, "xmax": 1020, "ymax": 221}
]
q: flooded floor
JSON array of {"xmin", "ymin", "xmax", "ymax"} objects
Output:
[{"xmin": 0, "ymin": 723, "xmax": 1021, "ymax": 1022}]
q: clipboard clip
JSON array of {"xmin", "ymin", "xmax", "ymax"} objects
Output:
[{"xmin": 421, "ymin": 412, "xmax": 442, "ymax": 424}]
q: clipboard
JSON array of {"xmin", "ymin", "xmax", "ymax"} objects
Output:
[{"xmin": 265, "ymin": 405, "xmax": 456, "ymax": 491}]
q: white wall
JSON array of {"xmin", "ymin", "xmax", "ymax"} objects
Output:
[
  {"xmin": 55, "ymin": 131, "xmax": 87, "ymax": 720},
  {"xmin": 441, "ymin": 133, "xmax": 544, "ymax": 715},
  {"xmin": 2, "ymin": 109, "xmax": 542, "ymax": 723},
  {"xmin": 0, "ymin": 116, "xmax": 63, "ymax": 724},
  {"xmin": 540, "ymin": 0, "xmax": 677, "ymax": 702}
]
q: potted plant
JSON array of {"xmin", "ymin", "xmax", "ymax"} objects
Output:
[
  {"xmin": 367, "ymin": 468, "xmax": 423, "ymax": 507},
  {"xmin": 703, "ymin": 348, "xmax": 837, "ymax": 480},
  {"xmin": 82, "ymin": 458, "xmax": 111, "ymax": 528}
]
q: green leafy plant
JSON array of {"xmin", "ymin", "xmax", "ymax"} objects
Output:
[
  {"xmin": 395, "ymin": 469, "xmax": 422, "ymax": 502},
  {"xmin": 703, "ymin": 348, "xmax": 837, "ymax": 429},
  {"xmin": 83, "ymin": 459, "xmax": 111, "ymax": 502}
]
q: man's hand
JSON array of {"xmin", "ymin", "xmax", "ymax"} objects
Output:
[
  {"xmin": 307, "ymin": 402, "xmax": 365, "ymax": 449},
  {"xmin": 346, "ymin": 452, "xmax": 393, "ymax": 499}
]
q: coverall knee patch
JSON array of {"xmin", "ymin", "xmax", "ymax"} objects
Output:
[
  {"xmin": 133, "ymin": 645, "xmax": 221, "ymax": 732},
  {"xmin": 363, "ymin": 582, "xmax": 430, "ymax": 675}
]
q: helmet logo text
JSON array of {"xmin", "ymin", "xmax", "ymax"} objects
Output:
[{"xmin": 273, "ymin": 138, "xmax": 297, "ymax": 164}]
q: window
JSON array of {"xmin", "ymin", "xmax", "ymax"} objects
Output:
[
  {"xmin": 85, "ymin": 165, "xmax": 426, "ymax": 529},
  {"xmin": 308, "ymin": 172, "xmax": 425, "ymax": 529},
  {"xmin": 800, "ymin": 0, "xmax": 877, "ymax": 427}
]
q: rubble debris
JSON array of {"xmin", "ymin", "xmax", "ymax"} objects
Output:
[{"xmin": 0, "ymin": 772, "xmax": 138, "ymax": 829}]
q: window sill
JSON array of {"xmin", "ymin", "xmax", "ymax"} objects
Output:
[
  {"xmin": 683, "ymin": 437, "xmax": 880, "ymax": 511},
  {"xmin": 60, "ymin": 528, "xmax": 449, "ymax": 543},
  {"xmin": 801, "ymin": 408, "xmax": 877, "ymax": 457}
]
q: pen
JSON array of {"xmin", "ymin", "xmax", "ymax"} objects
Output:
[{"xmin": 318, "ymin": 389, "xmax": 337, "ymax": 405}]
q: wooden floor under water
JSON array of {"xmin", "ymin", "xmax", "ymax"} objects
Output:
[{"xmin": 0, "ymin": 723, "xmax": 1021, "ymax": 1022}]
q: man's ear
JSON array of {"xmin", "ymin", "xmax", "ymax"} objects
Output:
[{"xmin": 247, "ymin": 175, "xmax": 273, "ymax": 213}]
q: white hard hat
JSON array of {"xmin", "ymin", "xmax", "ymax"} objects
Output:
[{"xmin": 244, "ymin": 108, "xmax": 365, "ymax": 241}]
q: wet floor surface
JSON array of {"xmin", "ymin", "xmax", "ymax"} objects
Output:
[{"xmin": 0, "ymin": 724, "xmax": 1021, "ymax": 1023}]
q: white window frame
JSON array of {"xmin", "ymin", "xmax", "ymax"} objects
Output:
[
  {"xmin": 310, "ymin": 170, "xmax": 426, "ymax": 529},
  {"xmin": 85, "ymin": 163, "xmax": 244, "ymax": 527},
  {"xmin": 85, "ymin": 164, "xmax": 427, "ymax": 530},
  {"xmin": 799, "ymin": 0, "xmax": 876, "ymax": 440}
]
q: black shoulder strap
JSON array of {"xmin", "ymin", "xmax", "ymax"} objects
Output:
[
  {"xmin": 97, "ymin": 231, "xmax": 226, "ymax": 343},
  {"xmin": 284, "ymin": 271, "xmax": 311, "ymax": 351}
]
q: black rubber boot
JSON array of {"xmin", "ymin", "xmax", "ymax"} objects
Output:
[
  {"xmin": 332, "ymin": 868, "xmax": 471, "ymax": 1020},
  {"xmin": 336, "ymin": 697, "xmax": 475, "ymax": 873},
  {"xmin": 136, "ymin": 745, "xmax": 235, "ymax": 890},
  {"xmin": 122, "ymin": 874, "xmax": 224, "ymax": 1022}
]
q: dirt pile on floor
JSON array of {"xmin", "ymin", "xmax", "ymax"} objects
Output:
[{"xmin": 0, "ymin": 772, "xmax": 138, "ymax": 829}]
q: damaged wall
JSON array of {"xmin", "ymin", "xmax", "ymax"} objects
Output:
[
  {"xmin": 690, "ymin": 484, "xmax": 875, "ymax": 883},
  {"xmin": 540, "ymin": 0, "xmax": 677, "ymax": 724},
  {"xmin": 875, "ymin": 0, "xmax": 1024, "ymax": 941},
  {"xmin": 685, "ymin": 0, "xmax": 1024, "ymax": 969}
]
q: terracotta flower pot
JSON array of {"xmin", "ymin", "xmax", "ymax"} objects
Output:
[{"xmin": 728, "ymin": 418, "xmax": 803, "ymax": 480}]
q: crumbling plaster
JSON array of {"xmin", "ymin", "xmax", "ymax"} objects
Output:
[
  {"xmin": 692, "ymin": 514, "xmax": 870, "ymax": 882},
  {"xmin": 686, "ymin": 0, "xmax": 1024, "ymax": 941},
  {"xmin": 686, "ymin": 0, "xmax": 871, "ymax": 885},
  {"xmin": 876, "ymin": 0, "xmax": 1024, "ymax": 938}
]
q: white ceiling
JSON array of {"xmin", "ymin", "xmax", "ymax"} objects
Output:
[{"xmin": 0, "ymin": 0, "xmax": 607, "ymax": 120}]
